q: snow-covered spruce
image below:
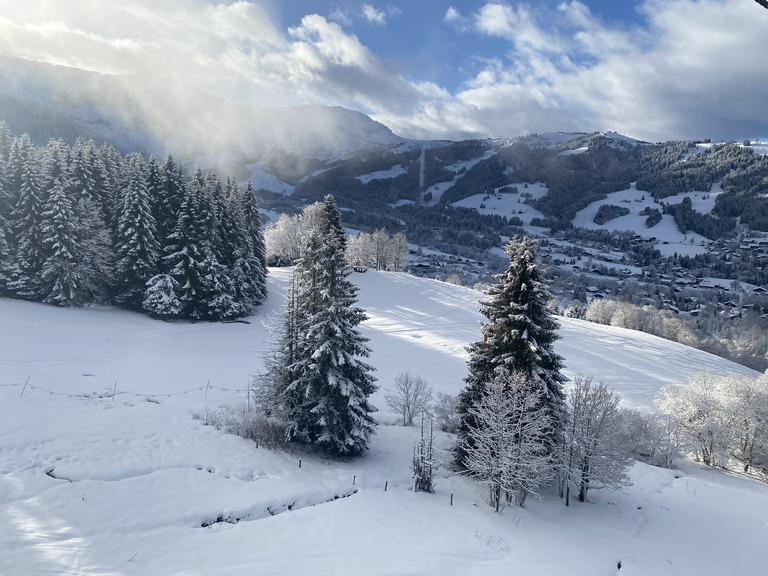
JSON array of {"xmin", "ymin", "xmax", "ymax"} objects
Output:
[
  {"xmin": 257, "ymin": 195, "xmax": 378, "ymax": 456},
  {"xmin": 457, "ymin": 235, "xmax": 567, "ymax": 474}
]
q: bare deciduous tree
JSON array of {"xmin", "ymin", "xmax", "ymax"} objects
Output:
[
  {"xmin": 658, "ymin": 371, "xmax": 768, "ymax": 473},
  {"xmin": 560, "ymin": 375, "xmax": 632, "ymax": 505},
  {"xmin": 656, "ymin": 372, "xmax": 728, "ymax": 467},
  {"xmin": 413, "ymin": 417, "xmax": 438, "ymax": 493},
  {"xmin": 462, "ymin": 370, "xmax": 553, "ymax": 511},
  {"xmin": 385, "ymin": 371, "xmax": 433, "ymax": 426}
]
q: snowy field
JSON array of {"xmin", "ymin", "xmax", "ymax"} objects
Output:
[
  {"xmin": 356, "ymin": 164, "xmax": 406, "ymax": 184},
  {"xmin": 450, "ymin": 179, "xmax": 719, "ymax": 259},
  {"xmin": 571, "ymin": 183, "xmax": 720, "ymax": 257},
  {"xmin": 452, "ymin": 182, "xmax": 548, "ymax": 228},
  {"xmin": 1, "ymin": 269, "xmax": 766, "ymax": 575}
]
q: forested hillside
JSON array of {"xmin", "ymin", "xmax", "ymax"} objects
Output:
[{"xmin": 0, "ymin": 122, "xmax": 268, "ymax": 320}]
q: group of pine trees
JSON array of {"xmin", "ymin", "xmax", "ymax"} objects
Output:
[
  {"xmin": 256, "ymin": 195, "xmax": 378, "ymax": 456},
  {"xmin": 0, "ymin": 123, "xmax": 267, "ymax": 320}
]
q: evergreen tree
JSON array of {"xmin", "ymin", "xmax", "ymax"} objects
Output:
[
  {"xmin": 163, "ymin": 167, "xmax": 236, "ymax": 320},
  {"xmin": 163, "ymin": 168, "xmax": 206, "ymax": 319},
  {"xmin": 155, "ymin": 154, "xmax": 186, "ymax": 269},
  {"xmin": 198, "ymin": 170, "xmax": 239, "ymax": 320},
  {"xmin": 39, "ymin": 140, "xmax": 81, "ymax": 306},
  {"xmin": 0, "ymin": 120, "xmax": 12, "ymax": 162},
  {"xmin": 0, "ymin": 153, "xmax": 12, "ymax": 294},
  {"xmin": 255, "ymin": 270, "xmax": 301, "ymax": 417},
  {"xmin": 234, "ymin": 180, "xmax": 268, "ymax": 308},
  {"xmin": 457, "ymin": 235, "xmax": 567, "ymax": 467},
  {"xmin": 9, "ymin": 134, "xmax": 47, "ymax": 299},
  {"xmin": 144, "ymin": 154, "xmax": 164, "ymax": 240},
  {"xmin": 70, "ymin": 138, "xmax": 115, "ymax": 302},
  {"xmin": 265, "ymin": 196, "xmax": 377, "ymax": 455},
  {"xmin": 143, "ymin": 273, "xmax": 182, "ymax": 318},
  {"xmin": 114, "ymin": 153, "xmax": 159, "ymax": 310},
  {"xmin": 98, "ymin": 143, "xmax": 124, "ymax": 235},
  {"xmin": 69, "ymin": 138, "xmax": 99, "ymax": 200}
]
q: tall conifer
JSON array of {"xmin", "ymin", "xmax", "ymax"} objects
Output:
[
  {"xmin": 114, "ymin": 153, "xmax": 159, "ymax": 310},
  {"xmin": 280, "ymin": 195, "xmax": 378, "ymax": 455},
  {"xmin": 457, "ymin": 235, "xmax": 566, "ymax": 466}
]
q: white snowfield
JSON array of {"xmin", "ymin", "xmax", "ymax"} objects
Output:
[{"xmin": 1, "ymin": 269, "xmax": 765, "ymax": 576}]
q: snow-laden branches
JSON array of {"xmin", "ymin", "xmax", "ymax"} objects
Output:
[
  {"xmin": 462, "ymin": 370, "xmax": 554, "ymax": 511},
  {"xmin": 657, "ymin": 370, "xmax": 768, "ymax": 473},
  {"xmin": 559, "ymin": 375, "xmax": 633, "ymax": 506}
]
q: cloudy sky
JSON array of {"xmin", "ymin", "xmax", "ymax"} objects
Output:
[{"xmin": 0, "ymin": 0, "xmax": 766, "ymax": 142}]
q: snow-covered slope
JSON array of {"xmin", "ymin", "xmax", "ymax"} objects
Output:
[
  {"xmin": 0, "ymin": 270, "xmax": 764, "ymax": 575},
  {"xmin": 570, "ymin": 182, "xmax": 721, "ymax": 257}
]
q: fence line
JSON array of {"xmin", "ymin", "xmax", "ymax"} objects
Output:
[{"xmin": 0, "ymin": 377, "xmax": 250, "ymax": 399}]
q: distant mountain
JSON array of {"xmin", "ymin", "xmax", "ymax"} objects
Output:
[
  {"xmin": 0, "ymin": 56, "xmax": 405, "ymax": 161},
  {"xmin": 4, "ymin": 56, "xmax": 768, "ymax": 258}
]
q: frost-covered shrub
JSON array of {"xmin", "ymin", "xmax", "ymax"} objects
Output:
[
  {"xmin": 193, "ymin": 403, "xmax": 286, "ymax": 448},
  {"xmin": 619, "ymin": 407, "xmax": 683, "ymax": 469},
  {"xmin": 432, "ymin": 392, "xmax": 460, "ymax": 433}
]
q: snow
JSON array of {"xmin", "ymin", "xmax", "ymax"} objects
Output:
[
  {"xmin": 423, "ymin": 149, "xmax": 497, "ymax": 205},
  {"xmin": 571, "ymin": 182, "xmax": 722, "ymax": 257},
  {"xmin": 356, "ymin": 164, "xmax": 407, "ymax": 184},
  {"xmin": 451, "ymin": 179, "xmax": 722, "ymax": 257},
  {"xmin": 452, "ymin": 182, "xmax": 548, "ymax": 229},
  {"xmin": 244, "ymin": 162, "xmax": 295, "ymax": 195},
  {"xmin": 559, "ymin": 145, "xmax": 588, "ymax": 156},
  {"xmin": 1, "ymin": 269, "xmax": 765, "ymax": 575},
  {"xmin": 746, "ymin": 140, "xmax": 768, "ymax": 155},
  {"xmin": 601, "ymin": 131, "xmax": 645, "ymax": 148}
]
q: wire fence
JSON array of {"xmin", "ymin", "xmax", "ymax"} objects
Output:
[{"xmin": 0, "ymin": 377, "xmax": 251, "ymax": 400}]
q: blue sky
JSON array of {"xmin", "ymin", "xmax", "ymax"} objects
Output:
[
  {"xmin": 274, "ymin": 1, "xmax": 643, "ymax": 93},
  {"xmin": 0, "ymin": 0, "xmax": 767, "ymax": 142}
]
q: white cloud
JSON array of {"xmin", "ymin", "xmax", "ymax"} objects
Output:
[
  {"xmin": 444, "ymin": 6, "xmax": 462, "ymax": 24},
  {"xmin": 427, "ymin": 0, "xmax": 768, "ymax": 142},
  {"xmin": 0, "ymin": 0, "xmax": 766, "ymax": 143},
  {"xmin": 443, "ymin": 6, "xmax": 472, "ymax": 32},
  {"xmin": 362, "ymin": 4, "xmax": 387, "ymax": 25},
  {"xmin": 328, "ymin": 7, "xmax": 353, "ymax": 27},
  {"xmin": 474, "ymin": 3, "xmax": 565, "ymax": 53}
]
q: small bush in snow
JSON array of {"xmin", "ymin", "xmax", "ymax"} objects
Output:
[
  {"xmin": 193, "ymin": 404, "xmax": 286, "ymax": 448},
  {"xmin": 619, "ymin": 408, "xmax": 683, "ymax": 469},
  {"xmin": 433, "ymin": 392, "xmax": 460, "ymax": 433}
]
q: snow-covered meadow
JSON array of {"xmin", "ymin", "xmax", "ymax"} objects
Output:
[{"xmin": 1, "ymin": 269, "xmax": 766, "ymax": 575}]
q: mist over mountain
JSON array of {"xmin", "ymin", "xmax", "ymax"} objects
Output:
[{"xmin": 0, "ymin": 56, "xmax": 404, "ymax": 161}]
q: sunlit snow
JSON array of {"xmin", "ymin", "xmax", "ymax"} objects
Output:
[{"xmin": 0, "ymin": 269, "xmax": 765, "ymax": 575}]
